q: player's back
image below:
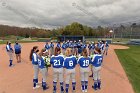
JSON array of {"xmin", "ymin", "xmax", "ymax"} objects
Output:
[
  {"xmin": 92, "ymin": 54, "xmax": 103, "ymax": 67},
  {"xmin": 78, "ymin": 56, "xmax": 91, "ymax": 68},
  {"xmin": 64, "ymin": 56, "xmax": 77, "ymax": 69},
  {"xmin": 50, "ymin": 55, "xmax": 64, "ymax": 68}
]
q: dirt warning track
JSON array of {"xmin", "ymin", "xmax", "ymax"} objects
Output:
[{"xmin": 0, "ymin": 42, "xmax": 134, "ymax": 93}]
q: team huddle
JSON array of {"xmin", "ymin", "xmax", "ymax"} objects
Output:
[
  {"xmin": 29, "ymin": 40, "xmax": 109, "ymax": 93},
  {"xmin": 5, "ymin": 40, "xmax": 109, "ymax": 93}
]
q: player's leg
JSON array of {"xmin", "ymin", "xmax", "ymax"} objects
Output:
[
  {"xmin": 65, "ymin": 70, "xmax": 70, "ymax": 93},
  {"xmin": 97, "ymin": 67, "xmax": 101, "ymax": 89},
  {"xmin": 80, "ymin": 71, "xmax": 85, "ymax": 92},
  {"xmin": 19, "ymin": 54, "xmax": 21, "ymax": 62},
  {"xmin": 92, "ymin": 67, "xmax": 98, "ymax": 90},
  {"xmin": 33, "ymin": 65, "xmax": 40, "ymax": 89},
  {"xmin": 84, "ymin": 72, "xmax": 89, "ymax": 92},
  {"xmin": 40, "ymin": 68, "xmax": 49, "ymax": 90},
  {"xmin": 53, "ymin": 71, "xmax": 57, "ymax": 93},
  {"xmin": 59, "ymin": 69, "xmax": 64, "ymax": 93},
  {"xmin": 71, "ymin": 72, "xmax": 76, "ymax": 92},
  {"xmin": 8, "ymin": 52, "xmax": 13, "ymax": 66}
]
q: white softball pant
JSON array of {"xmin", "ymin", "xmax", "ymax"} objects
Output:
[
  {"xmin": 53, "ymin": 68, "xmax": 64, "ymax": 82},
  {"xmin": 65, "ymin": 68, "xmax": 76, "ymax": 84},
  {"xmin": 33, "ymin": 65, "xmax": 39, "ymax": 79},
  {"xmin": 7, "ymin": 51, "xmax": 13, "ymax": 60},
  {"xmin": 80, "ymin": 67, "xmax": 90, "ymax": 81},
  {"xmin": 40, "ymin": 68, "xmax": 47, "ymax": 82},
  {"xmin": 92, "ymin": 66, "xmax": 101, "ymax": 81}
]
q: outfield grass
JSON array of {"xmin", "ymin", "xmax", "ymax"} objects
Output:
[{"xmin": 115, "ymin": 45, "xmax": 140, "ymax": 93}]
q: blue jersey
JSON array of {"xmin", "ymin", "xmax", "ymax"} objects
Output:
[
  {"xmin": 38, "ymin": 57, "xmax": 46, "ymax": 69},
  {"xmin": 62, "ymin": 43, "xmax": 67, "ymax": 49},
  {"xmin": 14, "ymin": 44, "xmax": 21, "ymax": 52},
  {"xmin": 50, "ymin": 43, "xmax": 54, "ymax": 48},
  {"xmin": 50, "ymin": 55, "xmax": 64, "ymax": 68},
  {"xmin": 64, "ymin": 56, "xmax": 77, "ymax": 69},
  {"xmin": 57, "ymin": 43, "xmax": 61, "ymax": 48},
  {"xmin": 69, "ymin": 43, "xmax": 74, "ymax": 48},
  {"xmin": 105, "ymin": 43, "xmax": 109, "ymax": 47},
  {"xmin": 91, "ymin": 54, "xmax": 103, "ymax": 67},
  {"xmin": 82, "ymin": 44, "xmax": 87, "ymax": 49},
  {"xmin": 78, "ymin": 56, "xmax": 92, "ymax": 68},
  {"xmin": 45, "ymin": 44, "xmax": 50, "ymax": 50},
  {"xmin": 32, "ymin": 52, "xmax": 38, "ymax": 65},
  {"xmin": 6, "ymin": 45, "xmax": 13, "ymax": 52},
  {"xmin": 100, "ymin": 44, "xmax": 104, "ymax": 50},
  {"xmin": 91, "ymin": 44, "xmax": 95, "ymax": 49}
]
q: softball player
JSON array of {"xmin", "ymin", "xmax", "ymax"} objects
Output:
[
  {"xmin": 56, "ymin": 42, "xmax": 61, "ymax": 48},
  {"xmin": 50, "ymin": 47, "xmax": 64, "ymax": 93},
  {"xmin": 14, "ymin": 41, "xmax": 21, "ymax": 63},
  {"xmin": 91, "ymin": 47, "xmax": 103, "ymax": 90},
  {"xmin": 44, "ymin": 42, "xmax": 50, "ymax": 54},
  {"xmin": 77, "ymin": 40, "xmax": 82, "ymax": 57},
  {"xmin": 105, "ymin": 41, "xmax": 109, "ymax": 55},
  {"xmin": 6, "ymin": 41, "xmax": 14, "ymax": 67},
  {"xmin": 62, "ymin": 41, "xmax": 67, "ymax": 55},
  {"xmin": 29, "ymin": 46, "xmax": 40, "ymax": 89},
  {"xmin": 100, "ymin": 41, "xmax": 105, "ymax": 55},
  {"xmin": 78, "ymin": 48, "xmax": 92, "ymax": 93},
  {"xmin": 63, "ymin": 48, "xmax": 77, "ymax": 93},
  {"xmin": 73, "ymin": 41, "xmax": 78, "ymax": 56},
  {"xmin": 38, "ymin": 48, "xmax": 49, "ymax": 90},
  {"xmin": 50, "ymin": 41, "xmax": 54, "ymax": 56}
]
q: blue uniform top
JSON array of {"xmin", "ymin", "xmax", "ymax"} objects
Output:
[
  {"xmin": 14, "ymin": 44, "xmax": 21, "ymax": 52},
  {"xmin": 78, "ymin": 56, "xmax": 92, "ymax": 68},
  {"xmin": 45, "ymin": 44, "xmax": 50, "ymax": 50},
  {"xmin": 105, "ymin": 43, "xmax": 109, "ymax": 47},
  {"xmin": 6, "ymin": 44, "xmax": 13, "ymax": 52},
  {"xmin": 32, "ymin": 52, "xmax": 38, "ymax": 65},
  {"xmin": 69, "ymin": 43, "xmax": 74, "ymax": 48},
  {"xmin": 62, "ymin": 43, "xmax": 67, "ymax": 49},
  {"xmin": 57, "ymin": 43, "xmax": 61, "ymax": 48},
  {"xmin": 91, "ymin": 54, "xmax": 103, "ymax": 67},
  {"xmin": 50, "ymin": 43, "xmax": 54, "ymax": 48},
  {"xmin": 64, "ymin": 55, "xmax": 77, "ymax": 69},
  {"xmin": 100, "ymin": 44, "xmax": 104, "ymax": 50},
  {"xmin": 50, "ymin": 55, "xmax": 64, "ymax": 68},
  {"xmin": 38, "ymin": 56, "xmax": 46, "ymax": 69},
  {"xmin": 82, "ymin": 44, "xmax": 87, "ymax": 49}
]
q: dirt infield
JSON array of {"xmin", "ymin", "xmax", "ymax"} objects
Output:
[{"xmin": 0, "ymin": 42, "xmax": 134, "ymax": 93}]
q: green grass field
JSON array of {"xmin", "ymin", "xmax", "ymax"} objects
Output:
[{"xmin": 115, "ymin": 45, "xmax": 140, "ymax": 93}]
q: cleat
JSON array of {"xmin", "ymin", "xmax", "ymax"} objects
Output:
[
  {"xmin": 33, "ymin": 85, "xmax": 40, "ymax": 89},
  {"xmin": 85, "ymin": 89, "xmax": 87, "ymax": 92},
  {"xmin": 72, "ymin": 90, "xmax": 76, "ymax": 93}
]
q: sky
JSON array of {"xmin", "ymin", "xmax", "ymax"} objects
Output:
[{"xmin": 0, "ymin": 0, "xmax": 140, "ymax": 29}]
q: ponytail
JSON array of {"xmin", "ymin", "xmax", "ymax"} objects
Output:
[
  {"xmin": 82, "ymin": 48, "xmax": 88, "ymax": 58},
  {"xmin": 54, "ymin": 47, "xmax": 61, "ymax": 56},
  {"xmin": 29, "ymin": 46, "xmax": 38, "ymax": 61}
]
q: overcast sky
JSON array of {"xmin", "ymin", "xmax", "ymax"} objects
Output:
[{"xmin": 0, "ymin": 0, "xmax": 140, "ymax": 29}]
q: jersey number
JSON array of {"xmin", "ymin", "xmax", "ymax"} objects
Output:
[
  {"xmin": 69, "ymin": 61, "xmax": 73, "ymax": 66},
  {"xmin": 83, "ymin": 60, "xmax": 89, "ymax": 66},
  {"xmin": 38, "ymin": 59, "xmax": 41, "ymax": 66},
  {"xmin": 54, "ymin": 60, "xmax": 61, "ymax": 66},
  {"xmin": 97, "ymin": 58, "xmax": 102, "ymax": 64}
]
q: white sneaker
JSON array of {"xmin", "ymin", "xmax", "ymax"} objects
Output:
[
  {"xmin": 85, "ymin": 89, "xmax": 87, "ymax": 92},
  {"xmin": 33, "ymin": 85, "xmax": 40, "ymax": 89}
]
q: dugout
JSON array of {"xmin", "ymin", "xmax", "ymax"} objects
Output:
[{"xmin": 58, "ymin": 35, "xmax": 85, "ymax": 42}]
